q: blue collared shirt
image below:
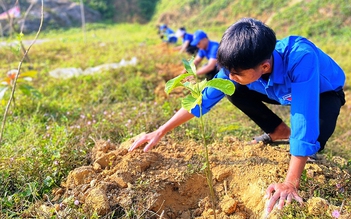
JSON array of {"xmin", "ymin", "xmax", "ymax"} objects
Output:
[
  {"xmin": 190, "ymin": 36, "xmax": 345, "ymax": 156},
  {"xmin": 163, "ymin": 28, "xmax": 177, "ymax": 43},
  {"xmin": 197, "ymin": 40, "xmax": 219, "ymax": 60},
  {"xmin": 182, "ymin": 33, "xmax": 193, "ymax": 44}
]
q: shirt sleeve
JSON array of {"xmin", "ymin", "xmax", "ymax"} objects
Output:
[
  {"xmin": 197, "ymin": 49, "xmax": 206, "ymax": 59},
  {"xmin": 184, "ymin": 34, "xmax": 192, "ymax": 42},
  {"xmin": 289, "ymin": 47, "xmax": 321, "ymax": 156}
]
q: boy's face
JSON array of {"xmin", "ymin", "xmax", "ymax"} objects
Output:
[
  {"xmin": 196, "ymin": 38, "xmax": 208, "ymax": 50},
  {"xmin": 228, "ymin": 68, "xmax": 262, "ymax": 85},
  {"xmin": 228, "ymin": 60, "xmax": 271, "ymax": 85}
]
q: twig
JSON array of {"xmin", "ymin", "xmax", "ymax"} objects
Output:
[
  {"xmin": 0, "ymin": 0, "xmax": 31, "ymax": 63},
  {"xmin": 159, "ymin": 210, "xmax": 164, "ymax": 218},
  {"xmin": 340, "ymin": 199, "xmax": 345, "ymax": 213},
  {"xmin": 139, "ymin": 199, "xmax": 164, "ymax": 219},
  {"xmin": 20, "ymin": 1, "xmax": 35, "ymax": 33},
  {"xmin": 18, "ymin": 0, "xmax": 35, "ymax": 65},
  {"xmin": 0, "ymin": 0, "xmax": 15, "ymax": 36},
  {"xmin": 79, "ymin": 0, "xmax": 86, "ymax": 43},
  {"xmin": 0, "ymin": 0, "xmax": 44, "ymax": 144}
]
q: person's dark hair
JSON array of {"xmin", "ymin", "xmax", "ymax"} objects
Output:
[
  {"xmin": 179, "ymin": 27, "xmax": 186, "ymax": 31},
  {"xmin": 217, "ymin": 18, "xmax": 276, "ymax": 72}
]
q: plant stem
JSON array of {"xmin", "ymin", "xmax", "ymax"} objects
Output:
[
  {"xmin": 199, "ymin": 97, "xmax": 217, "ymax": 219},
  {"xmin": 0, "ymin": 0, "xmax": 44, "ymax": 144}
]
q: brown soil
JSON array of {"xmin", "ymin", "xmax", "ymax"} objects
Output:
[{"xmin": 36, "ymin": 135, "xmax": 349, "ymax": 219}]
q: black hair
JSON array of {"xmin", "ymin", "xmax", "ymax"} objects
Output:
[
  {"xmin": 179, "ymin": 27, "xmax": 186, "ymax": 31},
  {"xmin": 217, "ymin": 18, "xmax": 276, "ymax": 72}
]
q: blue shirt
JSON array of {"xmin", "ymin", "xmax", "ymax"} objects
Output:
[
  {"xmin": 190, "ymin": 36, "xmax": 345, "ymax": 156},
  {"xmin": 163, "ymin": 28, "xmax": 177, "ymax": 43},
  {"xmin": 182, "ymin": 33, "xmax": 193, "ymax": 44},
  {"xmin": 197, "ymin": 41, "xmax": 219, "ymax": 60}
]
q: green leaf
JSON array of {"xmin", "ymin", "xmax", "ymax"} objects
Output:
[
  {"xmin": 18, "ymin": 84, "xmax": 31, "ymax": 96},
  {"xmin": 182, "ymin": 95, "xmax": 197, "ymax": 112},
  {"xmin": 0, "ymin": 86, "xmax": 9, "ymax": 100},
  {"xmin": 182, "ymin": 58, "xmax": 196, "ymax": 75},
  {"xmin": 183, "ymin": 81, "xmax": 203, "ymax": 99},
  {"xmin": 206, "ymin": 78, "xmax": 235, "ymax": 95},
  {"xmin": 17, "ymin": 32, "xmax": 24, "ymax": 41},
  {"xmin": 182, "ymin": 93, "xmax": 202, "ymax": 112},
  {"xmin": 19, "ymin": 70, "xmax": 37, "ymax": 78},
  {"xmin": 200, "ymin": 162, "xmax": 207, "ymax": 171},
  {"xmin": 182, "ymin": 81, "xmax": 197, "ymax": 95},
  {"xmin": 19, "ymin": 84, "xmax": 42, "ymax": 98},
  {"xmin": 165, "ymin": 73, "xmax": 193, "ymax": 94},
  {"xmin": 197, "ymin": 80, "xmax": 208, "ymax": 93}
]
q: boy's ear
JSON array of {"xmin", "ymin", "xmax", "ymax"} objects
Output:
[{"xmin": 261, "ymin": 59, "xmax": 272, "ymax": 73}]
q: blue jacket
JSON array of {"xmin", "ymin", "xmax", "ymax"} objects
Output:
[{"xmin": 190, "ymin": 36, "xmax": 345, "ymax": 156}]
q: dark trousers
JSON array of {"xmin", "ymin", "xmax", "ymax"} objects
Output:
[
  {"xmin": 204, "ymin": 66, "xmax": 219, "ymax": 81},
  {"xmin": 226, "ymin": 84, "xmax": 345, "ymax": 152},
  {"xmin": 186, "ymin": 45, "xmax": 198, "ymax": 55}
]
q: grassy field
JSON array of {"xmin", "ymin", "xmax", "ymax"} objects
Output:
[{"xmin": 0, "ymin": 14, "xmax": 350, "ymax": 218}]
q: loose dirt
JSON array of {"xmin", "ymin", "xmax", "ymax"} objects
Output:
[{"xmin": 37, "ymin": 135, "xmax": 349, "ymax": 219}]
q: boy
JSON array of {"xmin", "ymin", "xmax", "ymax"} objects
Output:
[
  {"xmin": 130, "ymin": 18, "xmax": 345, "ymax": 213},
  {"xmin": 157, "ymin": 24, "xmax": 177, "ymax": 44},
  {"xmin": 174, "ymin": 27, "xmax": 198, "ymax": 55},
  {"xmin": 189, "ymin": 30, "xmax": 219, "ymax": 80}
]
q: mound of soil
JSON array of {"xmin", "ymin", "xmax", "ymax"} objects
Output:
[{"xmin": 35, "ymin": 134, "xmax": 350, "ymax": 219}]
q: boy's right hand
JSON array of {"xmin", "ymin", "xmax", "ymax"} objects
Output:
[{"xmin": 128, "ymin": 130, "xmax": 164, "ymax": 152}]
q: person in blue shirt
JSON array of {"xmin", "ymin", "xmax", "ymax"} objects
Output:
[
  {"xmin": 130, "ymin": 18, "xmax": 345, "ymax": 213},
  {"xmin": 174, "ymin": 27, "xmax": 198, "ymax": 55},
  {"xmin": 188, "ymin": 30, "xmax": 219, "ymax": 81},
  {"xmin": 157, "ymin": 24, "xmax": 177, "ymax": 44}
]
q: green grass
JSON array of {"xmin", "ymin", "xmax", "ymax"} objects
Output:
[{"xmin": 0, "ymin": 2, "xmax": 350, "ymax": 216}]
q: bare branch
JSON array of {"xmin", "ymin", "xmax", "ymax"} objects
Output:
[{"xmin": 0, "ymin": 0, "xmax": 44, "ymax": 144}]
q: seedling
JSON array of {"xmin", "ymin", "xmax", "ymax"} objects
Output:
[{"xmin": 165, "ymin": 58, "xmax": 235, "ymax": 218}]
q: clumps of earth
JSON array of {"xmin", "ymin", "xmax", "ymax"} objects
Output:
[{"xmin": 27, "ymin": 133, "xmax": 350, "ymax": 218}]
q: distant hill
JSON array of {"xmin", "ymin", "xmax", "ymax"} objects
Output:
[
  {"xmin": 149, "ymin": 0, "xmax": 351, "ymax": 39},
  {"xmin": 1, "ymin": 0, "xmax": 350, "ymax": 40}
]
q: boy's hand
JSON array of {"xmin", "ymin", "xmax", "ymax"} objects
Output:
[
  {"xmin": 265, "ymin": 182, "xmax": 303, "ymax": 213},
  {"xmin": 128, "ymin": 131, "xmax": 164, "ymax": 152}
]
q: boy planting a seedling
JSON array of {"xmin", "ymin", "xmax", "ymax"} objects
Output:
[
  {"xmin": 130, "ymin": 18, "xmax": 346, "ymax": 213},
  {"xmin": 157, "ymin": 24, "xmax": 177, "ymax": 44},
  {"xmin": 186, "ymin": 29, "xmax": 220, "ymax": 80},
  {"xmin": 173, "ymin": 27, "xmax": 198, "ymax": 55}
]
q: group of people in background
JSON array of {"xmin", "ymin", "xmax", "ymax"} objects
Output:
[{"xmin": 157, "ymin": 24, "xmax": 220, "ymax": 81}]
